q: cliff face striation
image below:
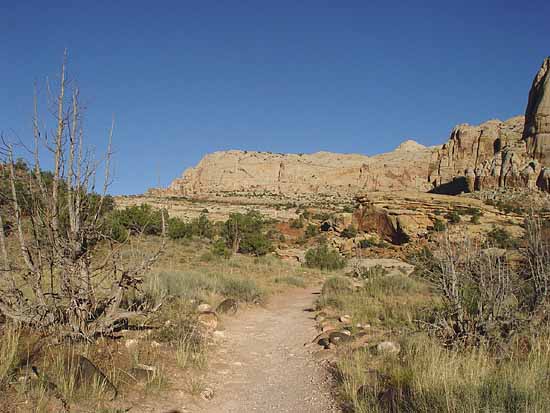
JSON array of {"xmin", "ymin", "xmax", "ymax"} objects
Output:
[{"xmin": 159, "ymin": 57, "xmax": 550, "ymax": 198}]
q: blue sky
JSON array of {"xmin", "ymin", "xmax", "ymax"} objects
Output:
[{"xmin": 1, "ymin": 1, "xmax": 549, "ymax": 194}]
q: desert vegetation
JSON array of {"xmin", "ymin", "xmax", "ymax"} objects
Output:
[
  {"xmin": 0, "ymin": 57, "xmax": 319, "ymax": 412},
  {"xmin": 320, "ymin": 215, "xmax": 550, "ymax": 412}
]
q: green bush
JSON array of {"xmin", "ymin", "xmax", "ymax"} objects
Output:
[
  {"xmin": 289, "ymin": 217, "xmax": 304, "ymax": 229},
  {"xmin": 211, "ymin": 238, "xmax": 232, "ymax": 258},
  {"xmin": 240, "ymin": 231, "xmax": 272, "ymax": 256},
  {"xmin": 221, "ymin": 210, "xmax": 272, "ymax": 256},
  {"xmin": 305, "ymin": 243, "xmax": 346, "ymax": 270},
  {"xmin": 108, "ymin": 204, "xmax": 165, "ymax": 236},
  {"xmin": 305, "ymin": 224, "xmax": 318, "ymax": 238},
  {"xmin": 445, "ymin": 210, "xmax": 461, "ymax": 224},
  {"xmin": 433, "ymin": 218, "xmax": 446, "ymax": 232},
  {"xmin": 167, "ymin": 217, "xmax": 192, "ymax": 239},
  {"xmin": 167, "ymin": 213, "xmax": 213, "ymax": 240},
  {"xmin": 485, "ymin": 226, "xmax": 519, "ymax": 249},
  {"xmin": 191, "ymin": 213, "xmax": 213, "ymax": 239},
  {"xmin": 470, "ymin": 214, "xmax": 481, "ymax": 224},
  {"xmin": 220, "ymin": 278, "xmax": 264, "ymax": 303}
]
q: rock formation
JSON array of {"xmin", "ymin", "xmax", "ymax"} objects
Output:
[
  {"xmin": 165, "ymin": 143, "xmax": 438, "ymax": 197},
  {"xmin": 429, "ymin": 58, "xmax": 550, "ymax": 194},
  {"xmin": 428, "ymin": 116, "xmax": 530, "ymax": 193},
  {"xmin": 158, "ymin": 58, "xmax": 550, "ymax": 197},
  {"xmin": 353, "ymin": 191, "xmax": 524, "ymax": 242},
  {"xmin": 524, "ymin": 57, "xmax": 550, "ymax": 164}
]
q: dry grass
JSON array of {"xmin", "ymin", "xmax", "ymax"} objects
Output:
[
  {"xmin": 323, "ymin": 251, "xmax": 550, "ymax": 412},
  {"xmin": 317, "ymin": 274, "xmax": 435, "ymax": 330},
  {"xmin": 337, "ymin": 334, "xmax": 550, "ymax": 412},
  {"xmin": 0, "ymin": 237, "xmax": 321, "ymax": 411},
  {"xmin": 0, "ymin": 323, "xmax": 21, "ymax": 386}
]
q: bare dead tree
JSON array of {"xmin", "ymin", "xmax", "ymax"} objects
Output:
[
  {"xmin": 524, "ymin": 215, "xmax": 550, "ymax": 311},
  {"xmin": 417, "ymin": 231, "xmax": 520, "ymax": 347},
  {"xmin": 0, "ymin": 52, "xmax": 165, "ymax": 339}
]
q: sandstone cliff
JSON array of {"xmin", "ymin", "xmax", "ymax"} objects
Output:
[
  {"xmin": 427, "ymin": 116, "xmax": 534, "ymax": 192},
  {"xmin": 159, "ymin": 57, "xmax": 550, "ymax": 198},
  {"xmin": 428, "ymin": 57, "xmax": 550, "ymax": 193},
  {"xmin": 524, "ymin": 57, "xmax": 550, "ymax": 164},
  {"xmin": 166, "ymin": 142, "xmax": 438, "ymax": 197}
]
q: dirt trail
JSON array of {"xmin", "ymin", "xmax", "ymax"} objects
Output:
[{"xmin": 195, "ymin": 287, "xmax": 339, "ymax": 413}]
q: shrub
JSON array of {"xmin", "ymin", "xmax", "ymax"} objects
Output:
[
  {"xmin": 0, "ymin": 324, "xmax": 20, "ymax": 387},
  {"xmin": 359, "ymin": 238, "xmax": 375, "ymax": 248},
  {"xmin": 167, "ymin": 213, "xmax": 213, "ymax": 240},
  {"xmin": 470, "ymin": 214, "xmax": 481, "ymax": 224},
  {"xmin": 289, "ymin": 217, "xmax": 304, "ymax": 229},
  {"xmin": 432, "ymin": 218, "xmax": 446, "ymax": 232},
  {"xmin": 305, "ymin": 244, "xmax": 346, "ymax": 270},
  {"xmin": 337, "ymin": 334, "xmax": 550, "ymax": 413},
  {"xmin": 211, "ymin": 238, "xmax": 231, "ymax": 258},
  {"xmin": 220, "ymin": 278, "xmax": 264, "ymax": 303},
  {"xmin": 167, "ymin": 217, "xmax": 192, "ymax": 239},
  {"xmin": 221, "ymin": 210, "xmax": 272, "ymax": 256},
  {"xmin": 321, "ymin": 276, "xmax": 353, "ymax": 295},
  {"xmin": 240, "ymin": 232, "xmax": 272, "ymax": 256},
  {"xmin": 109, "ymin": 204, "xmax": 164, "ymax": 236},
  {"xmin": 485, "ymin": 226, "xmax": 519, "ymax": 249},
  {"xmin": 305, "ymin": 224, "xmax": 318, "ymax": 238},
  {"xmin": 356, "ymin": 264, "xmax": 389, "ymax": 280},
  {"xmin": 445, "ymin": 210, "xmax": 461, "ymax": 224},
  {"xmin": 146, "ymin": 270, "xmax": 264, "ymax": 303},
  {"xmin": 341, "ymin": 225, "xmax": 358, "ymax": 239},
  {"xmin": 191, "ymin": 213, "xmax": 213, "ymax": 239},
  {"xmin": 417, "ymin": 233, "xmax": 524, "ymax": 346}
]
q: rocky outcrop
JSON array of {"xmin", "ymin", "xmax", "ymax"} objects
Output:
[
  {"xmin": 354, "ymin": 191, "xmax": 524, "ymax": 242},
  {"xmin": 165, "ymin": 143, "xmax": 438, "ymax": 197},
  {"xmin": 429, "ymin": 57, "xmax": 550, "ymax": 194},
  {"xmin": 428, "ymin": 117, "xmax": 533, "ymax": 193},
  {"xmin": 524, "ymin": 57, "xmax": 550, "ymax": 164}
]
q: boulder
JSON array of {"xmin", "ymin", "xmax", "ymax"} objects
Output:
[
  {"xmin": 275, "ymin": 248, "xmax": 306, "ymax": 264},
  {"xmin": 216, "ymin": 298, "xmax": 238, "ymax": 315}
]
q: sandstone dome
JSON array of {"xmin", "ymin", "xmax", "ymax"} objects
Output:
[{"xmin": 394, "ymin": 140, "xmax": 427, "ymax": 152}]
